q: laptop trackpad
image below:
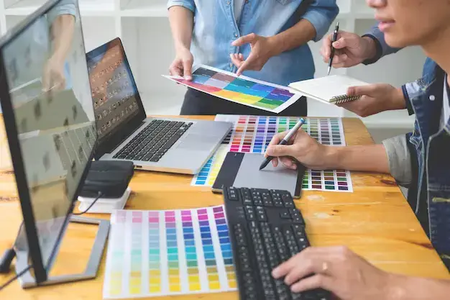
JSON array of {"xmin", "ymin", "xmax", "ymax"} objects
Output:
[{"xmin": 176, "ymin": 134, "xmax": 217, "ymax": 150}]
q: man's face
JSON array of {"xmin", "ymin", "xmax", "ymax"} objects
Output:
[{"xmin": 367, "ymin": 0, "xmax": 450, "ymax": 48}]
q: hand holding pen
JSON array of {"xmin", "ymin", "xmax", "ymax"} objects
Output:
[
  {"xmin": 327, "ymin": 22, "xmax": 340, "ymax": 75},
  {"xmin": 259, "ymin": 118, "xmax": 306, "ymax": 170}
]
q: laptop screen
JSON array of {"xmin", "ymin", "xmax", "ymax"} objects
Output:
[{"xmin": 86, "ymin": 39, "xmax": 140, "ymax": 142}]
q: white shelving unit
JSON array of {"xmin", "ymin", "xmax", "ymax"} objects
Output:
[{"xmin": 0, "ymin": 0, "xmax": 426, "ymax": 127}]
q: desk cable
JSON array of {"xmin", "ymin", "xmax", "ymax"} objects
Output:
[{"xmin": 73, "ymin": 191, "xmax": 103, "ymax": 216}]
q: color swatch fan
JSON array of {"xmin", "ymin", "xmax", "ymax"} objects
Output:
[
  {"xmin": 164, "ymin": 65, "xmax": 302, "ymax": 113},
  {"xmin": 103, "ymin": 206, "xmax": 236, "ymax": 299}
]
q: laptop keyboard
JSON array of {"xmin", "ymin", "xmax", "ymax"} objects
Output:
[{"xmin": 113, "ymin": 120, "xmax": 193, "ymax": 162}]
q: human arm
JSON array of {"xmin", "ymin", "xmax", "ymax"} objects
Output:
[
  {"xmin": 231, "ymin": 0, "xmax": 339, "ymax": 75},
  {"xmin": 167, "ymin": 2, "xmax": 195, "ymax": 79},
  {"xmin": 338, "ymin": 83, "xmax": 406, "ymax": 117},
  {"xmin": 264, "ymin": 129, "xmax": 390, "ymax": 173},
  {"xmin": 320, "ymin": 23, "xmax": 402, "ymax": 68},
  {"xmin": 43, "ymin": 2, "xmax": 76, "ymax": 91},
  {"xmin": 271, "ymin": 246, "xmax": 450, "ymax": 300}
]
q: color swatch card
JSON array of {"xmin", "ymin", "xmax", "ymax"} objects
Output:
[
  {"xmin": 163, "ymin": 65, "xmax": 302, "ymax": 113},
  {"xmin": 191, "ymin": 115, "xmax": 353, "ymax": 192},
  {"xmin": 103, "ymin": 206, "xmax": 236, "ymax": 299}
]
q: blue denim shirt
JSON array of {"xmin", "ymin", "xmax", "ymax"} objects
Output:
[
  {"xmin": 403, "ymin": 64, "xmax": 450, "ymax": 270},
  {"xmin": 167, "ymin": 0, "xmax": 339, "ymax": 86}
]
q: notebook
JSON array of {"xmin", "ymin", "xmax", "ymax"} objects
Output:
[{"xmin": 289, "ymin": 75, "xmax": 370, "ymax": 105}]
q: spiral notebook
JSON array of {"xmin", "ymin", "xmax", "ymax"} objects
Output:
[{"xmin": 289, "ymin": 75, "xmax": 369, "ymax": 105}]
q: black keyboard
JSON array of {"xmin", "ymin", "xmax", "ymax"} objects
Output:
[
  {"xmin": 223, "ymin": 187, "xmax": 330, "ymax": 300},
  {"xmin": 113, "ymin": 120, "xmax": 193, "ymax": 162}
]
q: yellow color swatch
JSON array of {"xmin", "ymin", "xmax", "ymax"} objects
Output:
[
  {"xmin": 226, "ymin": 272, "xmax": 236, "ymax": 280},
  {"xmin": 109, "ymin": 287, "xmax": 121, "ymax": 296},
  {"xmin": 228, "ymin": 280, "xmax": 237, "ymax": 288},
  {"xmin": 189, "ymin": 275, "xmax": 200, "ymax": 283},
  {"xmin": 169, "ymin": 284, "xmax": 181, "ymax": 292},
  {"xmin": 149, "ymin": 285, "xmax": 161, "ymax": 293},
  {"xmin": 208, "ymin": 274, "xmax": 219, "ymax": 282},
  {"xmin": 187, "ymin": 268, "xmax": 199, "ymax": 275},
  {"xmin": 235, "ymin": 94, "xmax": 262, "ymax": 104},
  {"xmin": 130, "ymin": 287, "xmax": 141, "ymax": 294},
  {"xmin": 189, "ymin": 283, "xmax": 201, "ymax": 291},
  {"xmin": 225, "ymin": 266, "xmax": 235, "ymax": 273},
  {"xmin": 214, "ymin": 90, "xmax": 241, "ymax": 99},
  {"xmin": 149, "ymin": 277, "xmax": 160, "ymax": 285},
  {"xmin": 209, "ymin": 282, "xmax": 221, "ymax": 290},
  {"xmin": 169, "ymin": 276, "xmax": 180, "ymax": 284},
  {"xmin": 149, "ymin": 270, "xmax": 161, "ymax": 277},
  {"xmin": 168, "ymin": 269, "xmax": 179, "ymax": 276},
  {"xmin": 129, "ymin": 278, "xmax": 141, "ymax": 286}
]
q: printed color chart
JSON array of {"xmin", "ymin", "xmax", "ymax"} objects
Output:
[
  {"xmin": 164, "ymin": 65, "xmax": 302, "ymax": 113},
  {"xmin": 192, "ymin": 115, "xmax": 353, "ymax": 192},
  {"xmin": 103, "ymin": 206, "xmax": 236, "ymax": 299}
]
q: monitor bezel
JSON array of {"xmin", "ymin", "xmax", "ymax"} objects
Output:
[
  {"xmin": 0, "ymin": 0, "xmax": 97, "ymax": 284},
  {"xmin": 86, "ymin": 37, "xmax": 147, "ymax": 160}
]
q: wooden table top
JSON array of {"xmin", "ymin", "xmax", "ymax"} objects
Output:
[{"xmin": 0, "ymin": 115, "xmax": 449, "ymax": 300}]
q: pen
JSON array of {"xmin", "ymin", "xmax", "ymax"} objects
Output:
[
  {"xmin": 259, "ymin": 118, "xmax": 306, "ymax": 171},
  {"xmin": 328, "ymin": 21, "xmax": 340, "ymax": 76}
]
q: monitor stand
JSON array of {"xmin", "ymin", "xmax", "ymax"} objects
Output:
[{"xmin": 14, "ymin": 216, "xmax": 110, "ymax": 288}]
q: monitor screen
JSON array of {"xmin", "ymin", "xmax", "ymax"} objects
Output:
[
  {"xmin": 86, "ymin": 40, "xmax": 139, "ymax": 141},
  {"xmin": 0, "ymin": 0, "xmax": 95, "ymax": 275}
]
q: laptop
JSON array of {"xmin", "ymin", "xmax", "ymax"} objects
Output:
[{"xmin": 86, "ymin": 38, "xmax": 231, "ymax": 174}]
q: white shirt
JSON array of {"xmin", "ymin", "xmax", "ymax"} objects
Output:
[
  {"xmin": 234, "ymin": 0, "xmax": 245, "ymax": 23},
  {"xmin": 441, "ymin": 75, "xmax": 450, "ymax": 130}
]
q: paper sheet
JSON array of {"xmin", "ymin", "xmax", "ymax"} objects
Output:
[
  {"xmin": 103, "ymin": 206, "xmax": 237, "ymax": 299},
  {"xmin": 164, "ymin": 65, "xmax": 303, "ymax": 113}
]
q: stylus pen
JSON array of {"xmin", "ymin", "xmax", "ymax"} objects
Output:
[
  {"xmin": 259, "ymin": 118, "xmax": 306, "ymax": 170},
  {"xmin": 328, "ymin": 22, "xmax": 340, "ymax": 76}
]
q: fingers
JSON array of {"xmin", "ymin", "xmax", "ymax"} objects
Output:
[
  {"xmin": 230, "ymin": 53, "xmax": 244, "ymax": 68},
  {"xmin": 236, "ymin": 53, "xmax": 255, "ymax": 76},
  {"xmin": 320, "ymin": 34, "xmax": 333, "ymax": 61},
  {"xmin": 231, "ymin": 33, "xmax": 256, "ymax": 47},
  {"xmin": 169, "ymin": 62, "xmax": 183, "ymax": 77},
  {"xmin": 265, "ymin": 144, "xmax": 296, "ymax": 160},
  {"xmin": 332, "ymin": 36, "xmax": 349, "ymax": 50},
  {"xmin": 182, "ymin": 58, "xmax": 193, "ymax": 80},
  {"xmin": 279, "ymin": 157, "xmax": 297, "ymax": 170},
  {"xmin": 290, "ymin": 274, "xmax": 333, "ymax": 293},
  {"xmin": 347, "ymin": 84, "xmax": 377, "ymax": 97}
]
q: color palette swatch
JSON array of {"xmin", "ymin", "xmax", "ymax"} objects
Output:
[
  {"xmin": 103, "ymin": 206, "xmax": 236, "ymax": 299},
  {"xmin": 164, "ymin": 65, "xmax": 302, "ymax": 113},
  {"xmin": 191, "ymin": 115, "xmax": 353, "ymax": 192}
]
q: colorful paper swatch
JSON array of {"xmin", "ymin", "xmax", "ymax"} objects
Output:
[
  {"xmin": 191, "ymin": 115, "xmax": 353, "ymax": 192},
  {"xmin": 164, "ymin": 65, "xmax": 302, "ymax": 113},
  {"xmin": 103, "ymin": 206, "xmax": 236, "ymax": 299}
]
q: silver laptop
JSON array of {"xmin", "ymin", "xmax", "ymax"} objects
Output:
[{"xmin": 87, "ymin": 38, "xmax": 231, "ymax": 174}]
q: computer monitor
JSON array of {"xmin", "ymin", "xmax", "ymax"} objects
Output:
[{"xmin": 0, "ymin": 0, "xmax": 104, "ymax": 286}]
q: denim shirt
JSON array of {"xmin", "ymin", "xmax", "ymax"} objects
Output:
[
  {"xmin": 167, "ymin": 0, "xmax": 339, "ymax": 86},
  {"xmin": 403, "ymin": 63, "xmax": 450, "ymax": 270}
]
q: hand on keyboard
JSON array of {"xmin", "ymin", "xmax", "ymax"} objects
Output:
[
  {"xmin": 224, "ymin": 187, "xmax": 330, "ymax": 300},
  {"xmin": 272, "ymin": 246, "xmax": 390, "ymax": 300}
]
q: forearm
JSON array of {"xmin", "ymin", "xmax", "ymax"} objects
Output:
[
  {"xmin": 269, "ymin": 19, "xmax": 316, "ymax": 55},
  {"xmin": 168, "ymin": 6, "xmax": 194, "ymax": 51},
  {"xmin": 325, "ymin": 144, "xmax": 390, "ymax": 173},
  {"xmin": 50, "ymin": 14, "xmax": 75, "ymax": 63},
  {"xmin": 386, "ymin": 274, "xmax": 450, "ymax": 300}
]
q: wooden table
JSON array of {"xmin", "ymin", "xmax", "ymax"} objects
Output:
[{"xmin": 1, "ymin": 115, "xmax": 449, "ymax": 300}]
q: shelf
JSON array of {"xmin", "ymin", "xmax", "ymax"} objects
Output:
[
  {"xmin": 4, "ymin": 0, "xmax": 115, "ymax": 16},
  {"xmin": 120, "ymin": 0, "xmax": 167, "ymax": 17}
]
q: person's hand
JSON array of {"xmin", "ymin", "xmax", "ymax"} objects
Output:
[
  {"xmin": 272, "ymin": 246, "xmax": 393, "ymax": 300},
  {"xmin": 320, "ymin": 30, "xmax": 377, "ymax": 68},
  {"xmin": 341, "ymin": 84, "xmax": 406, "ymax": 117},
  {"xmin": 42, "ymin": 57, "xmax": 66, "ymax": 92},
  {"xmin": 265, "ymin": 129, "xmax": 332, "ymax": 170},
  {"xmin": 230, "ymin": 33, "xmax": 278, "ymax": 76},
  {"xmin": 169, "ymin": 48, "xmax": 194, "ymax": 80}
]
